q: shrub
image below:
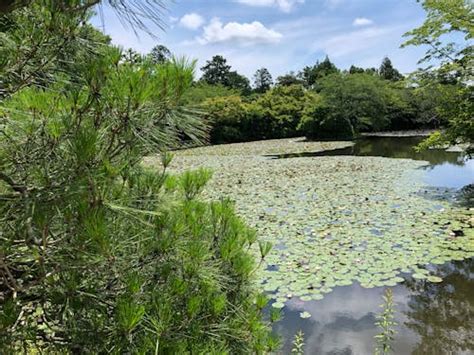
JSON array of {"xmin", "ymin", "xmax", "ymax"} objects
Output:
[{"xmin": 201, "ymin": 95, "xmax": 248, "ymax": 143}]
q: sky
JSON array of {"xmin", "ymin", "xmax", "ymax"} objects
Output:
[{"xmin": 90, "ymin": 0, "xmax": 431, "ymax": 80}]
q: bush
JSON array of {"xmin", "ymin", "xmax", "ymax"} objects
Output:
[
  {"xmin": 181, "ymin": 82, "xmax": 239, "ymax": 106},
  {"xmin": 250, "ymin": 84, "xmax": 320, "ymax": 139},
  {"xmin": 299, "ymin": 101, "xmax": 355, "ymax": 140},
  {"xmin": 202, "ymin": 95, "xmax": 248, "ymax": 143}
]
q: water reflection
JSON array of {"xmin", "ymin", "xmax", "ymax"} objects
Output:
[
  {"xmin": 268, "ymin": 136, "xmax": 473, "ymax": 354},
  {"xmin": 269, "ymin": 136, "xmax": 473, "ymax": 193},
  {"xmin": 404, "ymin": 259, "xmax": 474, "ymax": 355},
  {"xmin": 273, "ymin": 259, "xmax": 473, "ymax": 354},
  {"xmin": 269, "ymin": 137, "xmax": 465, "ymax": 166}
]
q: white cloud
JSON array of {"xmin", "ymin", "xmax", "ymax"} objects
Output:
[
  {"xmin": 179, "ymin": 13, "xmax": 205, "ymax": 30},
  {"xmin": 235, "ymin": 0, "xmax": 304, "ymax": 12},
  {"xmin": 314, "ymin": 26, "xmax": 395, "ymax": 58},
  {"xmin": 197, "ymin": 18, "xmax": 283, "ymax": 45},
  {"xmin": 353, "ymin": 17, "xmax": 374, "ymax": 26},
  {"xmin": 325, "ymin": 0, "xmax": 344, "ymax": 9}
]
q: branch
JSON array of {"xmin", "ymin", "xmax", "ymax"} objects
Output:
[{"xmin": 0, "ymin": 172, "xmax": 26, "ymax": 193}]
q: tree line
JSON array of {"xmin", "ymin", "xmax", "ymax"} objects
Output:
[{"xmin": 173, "ymin": 53, "xmax": 460, "ymax": 143}]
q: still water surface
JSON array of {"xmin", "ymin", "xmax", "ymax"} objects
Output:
[{"xmin": 272, "ymin": 137, "xmax": 473, "ymax": 354}]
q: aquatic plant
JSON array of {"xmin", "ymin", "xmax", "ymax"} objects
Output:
[
  {"xmin": 160, "ymin": 140, "xmax": 474, "ymax": 307},
  {"xmin": 374, "ymin": 288, "xmax": 397, "ymax": 354},
  {"xmin": 291, "ymin": 330, "xmax": 305, "ymax": 355}
]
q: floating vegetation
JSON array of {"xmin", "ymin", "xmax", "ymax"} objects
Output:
[
  {"xmin": 299, "ymin": 311, "xmax": 312, "ymax": 319},
  {"xmin": 149, "ymin": 138, "xmax": 474, "ymax": 307}
]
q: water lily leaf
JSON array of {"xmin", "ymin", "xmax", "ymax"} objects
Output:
[
  {"xmin": 299, "ymin": 311, "xmax": 311, "ymax": 319},
  {"xmin": 427, "ymin": 275, "xmax": 443, "ymax": 283}
]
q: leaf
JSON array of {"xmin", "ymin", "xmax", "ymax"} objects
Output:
[{"xmin": 299, "ymin": 311, "xmax": 311, "ymax": 319}]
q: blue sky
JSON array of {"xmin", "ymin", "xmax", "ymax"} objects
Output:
[{"xmin": 90, "ymin": 0, "xmax": 430, "ymax": 79}]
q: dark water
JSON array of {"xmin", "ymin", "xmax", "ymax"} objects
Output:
[{"xmin": 270, "ymin": 136, "xmax": 474, "ymax": 354}]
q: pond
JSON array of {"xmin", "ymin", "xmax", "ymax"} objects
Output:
[
  {"xmin": 158, "ymin": 136, "xmax": 473, "ymax": 355},
  {"xmin": 268, "ymin": 137, "xmax": 474, "ymax": 354}
]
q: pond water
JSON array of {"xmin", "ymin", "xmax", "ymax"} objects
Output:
[
  {"xmin": 271, "ymin": 137, "xmax": 474, "ymax": 354},
  {"xmin": 270, "ymin": 136, "xmax": 473, "ymax": 191}
]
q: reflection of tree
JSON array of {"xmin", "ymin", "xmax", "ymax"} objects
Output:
[
  {"xmin": 271, "ymin": 137, "xmax": 466, "ymax": 166},
  {"xmin": 404, "ymin": 259, "xmax": 474, "ymax": 354}
]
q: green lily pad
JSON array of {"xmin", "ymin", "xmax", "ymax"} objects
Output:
[
  {"xmin": 427, "ymin": 275, "xmax": 443, "ymax": 283},
  {"xmin": 165, "ymin": 138, "xmax": 474, "ymax": 303}
]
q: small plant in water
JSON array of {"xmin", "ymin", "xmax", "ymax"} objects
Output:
[
  {"xmin": 374, "ymin": 288, "xmax": 397, "ymax": 354},
  {"xmin": 291, "ymin": 330, "xmax": 305, "ymax": 355}
]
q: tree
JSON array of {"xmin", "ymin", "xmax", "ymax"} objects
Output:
[
  {"xmin": 0, "ymin": 2, "xmax": 275, "ymax": 353},
  {"xmin": 403, "ymin": 0, "xmax": 473, "ymax": 152},
  {"xmin": 149, "ymin": 44, "xmax": 171, "ymax": 64},
  {"xmin": 253, "ymin": 67, "xmax": 273, "ymax": 93},
  {"xmin": 248, "ymin": 84, "xmax": 320, "ymax": 139},
  {"xmin": 181, "ymin": 82, "xmax": 239, "ymax": 106},
  {"xmin": 227, "ymin": 70, "xmax": 252, "ymax": 95},
  {"xmin": 200, "ymin": 55, "xmax": 231, "ymax": 86},
  {"xmin": 275, "ymin": 72, "xmax": 303, "ymax": 86},
  {"xmin": 349, "ymin": 65, "xmax": 365, "ymax": 74},
  {"xmin": 379, "ymin": 57, "xmax": 403, "ymax": 81},
  {"xmin": 202, "ymin": 95, "xmax": 248, "ymax": 143},
  {"xmin": 299, "ymin": 73, "xmax": 392, "ymax": 139},
  {"xmin": 299, "ymin": 56, "xmax": 339, "ymax": 88}
]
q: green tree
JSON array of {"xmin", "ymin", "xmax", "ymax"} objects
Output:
[
  {"xmin": 0, "ymin": 2, "xmax": 275, "ymax": 353},
  {"xmin": 299, "ymin": 73, "xmax": 391, "ymax": 139},
  {"xmin": 276, "ymin": 72, "xmax": 303, "ymax": 86},
  {"xmin": 122, "ymin": 48, "xmax": 143, "ymax": 64},
  {"xmin": 379, "ymin": 57, "xmax": 403, "ymax": 81},
  {"xmin": 349, "ymin": 65, "xmax": 365, "ymax": 74},
  {"xmin": 202, "ymin": 95, "xmax": 248, "ymax": 143},
  {"xmin": 149, "ymin": 44, "xmax": 171, "ymax": 64},
  {"xmin": 249, "ymin": 84, "xmax": 320, "ymax": 139},
  {"xmin": 253, "ymin": 67, "xmax": 273, "ymax": 93},
  {"xmin": 227, "ymin": 70, "xmax": 252, "ymax": 95},
  {"xmin": 200, "ymin": 55, "xmax": 232, "ymax": 86},
  {"xmin": 181, "ymin": 82, "xmax": 239, "ymax": 106},
  {"xmin": 299, "ymin": 55, "xmax": 339, "ymax": 88},
  {"xmin": 403, "ymin": 0, "xmax": 473, "ymax": 152}
]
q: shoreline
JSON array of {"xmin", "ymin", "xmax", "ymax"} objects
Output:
[{"xmin": 360, "ymin": 129, "xmax": 437, "ymax": 137}]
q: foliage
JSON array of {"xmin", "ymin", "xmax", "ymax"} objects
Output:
[
  {"xmin": 249, "ymin": 84, "xmax": 320, "ymax": 139},
  {"xmin": 200, "ymin": 84, "xmax": 320, "ymax": 142},
  {"xmin": 201, "ymin": 95, "xmax": 248, "ymax": 143},
  {"xmin": 149, "ymin": 44, "xmax": 171, "ymax": 64},
  {"xmin": 299, "ymin": 73, "xmax": 391, "ymax": 139},
  {"xmin": 403, "ymin": 0, "xmax": 473, "ymax": 151},
  {"xmin": 227, "ymin": 70, "xmax": 252, "ymax": 95},
  {"xmin": 201, "ymin": 55, "xmax": 232, "ymax": 86},
  {"xmin": 0, "ymin": 2, "xmax": 110, "ymax": 97},
  {"xmin": 379, "ymin": 57, "xmax": 403, "ymax": 81},
  {"xmin": 200, "ymin": 55, "xmax": 251, "ymax": 95},
  {"xmin": 374, "ymin": 289, "xmax": 397, "ymax": 355},
  {"xmin": 253, "ymin": 67, "xmax": 273, "ymax": 93},
  {"xmin": 299, "ymin": 55, "xmax": 339, "ymax": 89},
  {"xmin": 276, "ymin": 72, "xmax": 304, "ymax": 87},
  {"xmin": 181, "ymin": 81, "xmax": 239, "ymax": 106},
  {"xmin": 349, "ymin": 65, "xmax": 365, "ymax": 74},
  {"xmin": 0, "ymin": 2, "xmax": 275, "ymax": 353},
  {"xmin": 291, "ymin": 330, "xmax": 305, "ymax": 355}
]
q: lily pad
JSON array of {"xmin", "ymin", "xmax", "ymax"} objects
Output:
[
  {"xmin": 299, "ymin": 311, "xmax": 311, "ymax": 319},
  {"xmin": 427, "ymin": 275, "xmax": 443, "ymax": 283},
  {"xmin": 160, "ymin": 138, "xmax": 474, "ymax": 303}
]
